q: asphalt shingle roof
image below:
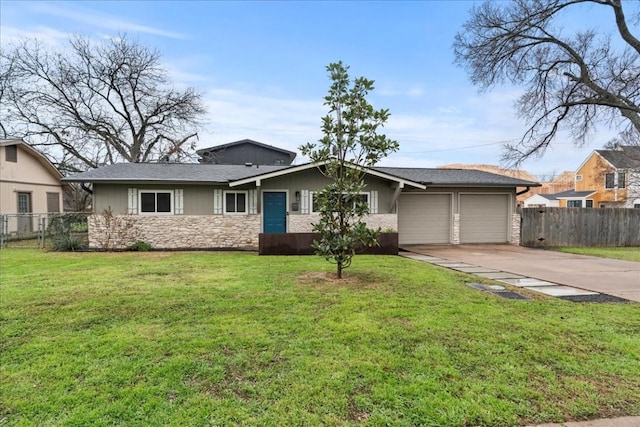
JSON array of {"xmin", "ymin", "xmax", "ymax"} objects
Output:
[
  {"xmin": 374, "ymin": 167, "xmax": 540, "ymax": 186},
  {"xmin": 62, "ymin": 163, "xmax": 288, "ymax": 183},
  {"xmin": 596, "ymin": 146, "xmax": 640, "ymax": 169},
  {"xmin": 63, "ymin": 163, "xmax": 541, "ymax": 187},
  {"xmin": 554, "ymin": 190, "xmax": 596, "ymax": 198}
]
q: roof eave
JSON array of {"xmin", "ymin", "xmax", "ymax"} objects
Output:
[
  {"xmin": 228, "ymin": 160, "xmax": 427, "ymax": 189},
  {"xmin": 61, "ymin": 177, "xmax": 229, "ymax": 185}
]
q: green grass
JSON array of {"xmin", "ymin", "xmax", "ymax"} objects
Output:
[
  {"xmin": 553, "ymin": 246, "xmax": 640, "ymax": 262},
  {"xmin": 1, "ymin": 250, "xmax": 639, "ymax": 426}
]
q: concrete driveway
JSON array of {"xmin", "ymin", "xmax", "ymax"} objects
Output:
[{"xmin": 402, "ymin": 244, "xmax": 640, "ymax": 302}]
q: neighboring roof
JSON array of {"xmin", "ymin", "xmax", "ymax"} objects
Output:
[
  {"xmin": 196, "ymin": 139, "xmax": 297, "ymax": 161},
  {"xmin": 438, "ymin": 163, "xmax": 538, "ymax": 182},
  {"xmin": 0, "ymin": 138, "xmax": 63, "ymax": 180},
  {"xmin": 594, "ymin": 146, "xmax": 640, "ymax": 169},
  {"xmin": 229, "ymin": 161, "xmax": 426, "ymax": 189},
  {"xmin": 550, "ymin": 171, "xmax": 575, "ymax": 184},
  {"xmin": 554, "ymin": 190, "xmax": 597, "ymax": 198},
  {"xmin": 526, "ymin": 193, "xmax": 559, "ymax": 201},
  {"xmin": 62, "ymin": 163, "xmax": 288, "ymax": 184},
  {"xmin": 375, "ymin": 167, "xmax": 541, "ymax": 187}
]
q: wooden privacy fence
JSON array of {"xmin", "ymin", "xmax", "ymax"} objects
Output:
[{"xmin": 520, "ymin": 207, "xmax": 640, "ymax": 247}]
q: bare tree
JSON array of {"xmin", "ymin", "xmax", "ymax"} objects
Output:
[
  {"xmin": 0, "ymin": 35, "xmax": 207, "ymax": 174},
  {"xmin": 605, "ymin": 128, "xmax": 639, "ymax": 149},
  {"xmin": 454, "ymin": 0, "xmax": 640, "ymax": 165}
]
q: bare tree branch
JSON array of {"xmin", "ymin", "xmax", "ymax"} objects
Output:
[
  {"xmin": 454, "ymin": 0, "xmax": 640, "ymax": 165},
  {"xmin": 0, "ymin": 34, "xmax": 207, "ymax": 173}
]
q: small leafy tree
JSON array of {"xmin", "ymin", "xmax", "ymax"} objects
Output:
[{"xmin": 300, "ymin": 62, "xmax": 399, "ymax": 279}]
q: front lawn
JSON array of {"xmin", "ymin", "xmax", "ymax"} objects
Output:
[
  {"xmin": 1, "ymin": 250, "xmax": 639, "ymax": 426},
  {"xmin": 553, "ymin": 246, "xmax": 640, "ymax": 262}
]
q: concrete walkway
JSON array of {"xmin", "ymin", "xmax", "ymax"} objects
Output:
[{"xmin": 401, "ymin": 245, "xmax": 640, "ymax": 302}]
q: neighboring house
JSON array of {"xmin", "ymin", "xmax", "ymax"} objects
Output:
[
  {"xmin": 197, "ymin": 139, "xmax": 297, "ymax": 165},
  {"xmin": 523, "ymin": 193, "xmax": 560, "ymax": 207},
  {"xmin": 0, "ymin": 139, "xmax": 65, "ymax": 233},
  {"xmin": 553, "ymin": 190, "xmax": 598, "ymax": 208},
  {"xmin": 572, "ymin": 146, "xmax": 640, "ymax": 208},
  {"xmin": 438, "ymin": 163, "xmax": 538, "ymax": 204},
  {"xmin": 539, "ymin": 171, "xmax": 575, "ymax": 195},
  {"xmin": 63, "ymin": 161, "xmax": 540, "ymax": 250}
]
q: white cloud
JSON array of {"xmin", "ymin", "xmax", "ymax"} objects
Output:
[
  {"xmin": 29, "ymin": 3, "xmax": 187, "ymax": 39},
  {"xmin": 378, "ymin": 84, "xmax": 426, "ymax": 98},
  {"xmin": 0, "ymin": 25, "xmax": 69, "ymax": 46},
  {"xmin": 195, "ymin": 82, "xmax": 614, "ymax": 175}
]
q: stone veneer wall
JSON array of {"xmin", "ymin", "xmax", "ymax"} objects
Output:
[
  {"xmin": 452, "ymin": 214, "xmax": 460, "ymax": 244},
  {"xmin": 88, "ymin": 215, "xmax": 261, "ymax": 249},
  {"xmin": 510, "ymin": 213, "xmax": 521, "ymax": 245},
  {"xmin": 288, "ymin": 214, "xmax": 397, "ymax": 233}
]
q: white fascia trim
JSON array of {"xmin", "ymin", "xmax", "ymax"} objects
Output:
[{"xmin": 228, "ymin": 160, "xmax": 426, "ymax": 189}]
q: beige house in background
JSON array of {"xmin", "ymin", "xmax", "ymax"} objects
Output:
[{"xmin": 0, "ymin": 139, "xmax": 64, "ymax": 233}]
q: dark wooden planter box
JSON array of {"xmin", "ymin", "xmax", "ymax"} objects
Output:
[{"xmin": 259, "ymin": 232, "xmax": 398, "ymax": 255}]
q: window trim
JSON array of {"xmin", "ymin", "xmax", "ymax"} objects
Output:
[
  {"xmin": 223, "ymin": 190, "xmax": 248, "ymax": 215},
  {"xmin": 138, "ymin": 190, "xmax": 174, "ymax": 215},
  {"xmin": 567, "ymin": 200, "xmax": 583, "ymax": 208},
  {"xmin": 310, "ymin": 191, "xmax": 370, "ymax": 214},
  {"xmin": 604, "ymin": 172, "xmax": 615, "ymax": 189},
  {"xmin": 5, "ymin": 145, "xmax": 17, "ymax": 162}
]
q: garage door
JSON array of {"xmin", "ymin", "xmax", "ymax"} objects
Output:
[
  {"xmin": 460, "ymin": 194, "xmax": 510, "ymax": 243},
  {"xmin": 398, "ymin": 194, "xmax": 451, "ymax": 244}
]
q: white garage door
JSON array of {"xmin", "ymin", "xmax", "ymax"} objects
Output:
[
  {"xmin": 398, "ymin": 194, "xmax": 451, "ymax": 244},
  {"xmin": 460, "ymin": 194, "xmax": 510, "ymax": 243}
]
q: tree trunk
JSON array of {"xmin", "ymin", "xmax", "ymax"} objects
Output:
[{"xmin": 337, "ymin": 262, "xmax": 343, "ymax": 279}]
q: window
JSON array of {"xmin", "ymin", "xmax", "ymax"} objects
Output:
[
  {"xmin": 139, "ymin": 191, "xmax": 172, "ymax": 214},
  {"xmin": 224, "ymin": 191, "xmax": 247, "ymax": 214},
  {"xmin": 311, "ymin": 191, "xmax": 369, "ymax": 213},
  {"xmin": 605, "ymin": 173, "xmax": 615, "ymax": 189},
  {"xmin": 618, "ymin": 172, "xmax": 626, "ymax": 188},
  {"xmin": 575, "ymin": 175, "xmax": 582, "ymax": 181},
  {"xmin": 567, "ymin": 200, "xmax": 583, "ymax": 208},
  {"xmin": 5, "ymin": 145, "xmax": 17, "ymax": 162},
  {"xmin": 47, "ymin": 192, "xmax": 60, "ymax": 213},
  {"xmin": 585, "ymin": 200, "xmax": 593, "ymax": 208}
]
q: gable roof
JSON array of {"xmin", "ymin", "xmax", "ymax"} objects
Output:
[
  {"xmin": 526, "ymin": 193, "xmax": 559, "ymax": 201},
  {"xmin": 63, "ymin": 162, "xmax": 541, "ymax": 188},
  {"xmin": 0, "ymin": 138, "xmax": 63, "ymax": 180},
  {"xmin": 595, "ymin": 146, "xmax": 640, "ymax": 169},
  {"xmin": 554, "ymin": 190, "xmax": 597, "ymax": 199},
  {"xmin": 438, "ymin": 163, "xmax": 538, "ymax": 182},
  {"xmin": 196, "ymin": 139, "xmax": 297, "ymax": 161},
  {"xmin": 62, "ymin": 163, "xmax": 288, "ymax": 184},
  {"xmin": 229, "ymin": 161, "xmax": 427, "ymax": 189},
  {"xmin": 375, "ymin": 167, "xmax": 540, "ymax": 187}
]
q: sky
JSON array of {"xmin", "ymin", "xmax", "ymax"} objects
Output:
[{"xmin": 0, "ymin": 0, "xmax": 631, "ymax": 178}]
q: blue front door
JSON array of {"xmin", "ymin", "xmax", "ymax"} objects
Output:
[{"xmin": 263, "ymin": 192, "xmax": 287, "ymax": 233}]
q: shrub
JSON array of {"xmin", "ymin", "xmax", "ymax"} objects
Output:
[
  {"xmin": 52, "ymin": 234, "xmax": 86, "ymax": 252},
  {"xmin": 128, "ymin": 241, "xmax": 152, "ymax": 252}
]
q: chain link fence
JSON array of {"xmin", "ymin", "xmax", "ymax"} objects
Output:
[{"xmin": 0, "ymin": 213, "xmax": 89, "ymax": 250}]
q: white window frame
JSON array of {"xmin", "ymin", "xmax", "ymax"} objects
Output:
[
  {"xmin": 223, "ymin": 190, "xmax": 248, "ymax": 215},
  {"xmin": 310, "ymin": 191, "xmax": 369, "ymax": 214},
  {"xmin": 138, "ymin": 190, "xmax": 174, "ymax": 215}
]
